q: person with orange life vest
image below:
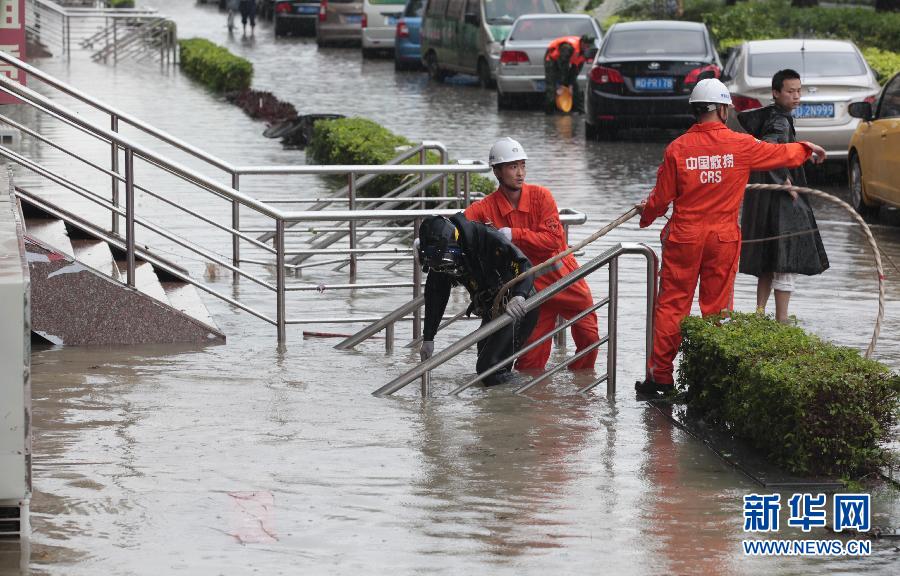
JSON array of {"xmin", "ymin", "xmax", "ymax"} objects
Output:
[
  {"xmin": 465, "ymin": 137, "xmax": 600, "ymax": 372},
  {"xmin": 544, "ymin": 34, "xmax": 594, "ymax": 113},
  {"xmin": 634, "ymin": 79, "xmax": 826, "ymax": 396}
]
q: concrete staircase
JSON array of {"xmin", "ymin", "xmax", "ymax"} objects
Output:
[{"xmin": 18, "ymin": 193, "xmax": 224, "ymax": 345}]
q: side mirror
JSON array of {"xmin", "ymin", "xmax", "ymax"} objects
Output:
[
  {"xmin": 464, "ymin": 12, "xmax": 479, "ymax": 26},
  {"xmin": 848, "ymin": 101, "xmax": 873, "ymax": 121}
]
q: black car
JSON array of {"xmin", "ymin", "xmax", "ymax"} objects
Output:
[
  {"xmin": 272, "ymin": 0, "xmax": 321, "ymax": 36},
  {"xmin": 584, "ymin": 20, "xmax": 722, "ymax": 138}
]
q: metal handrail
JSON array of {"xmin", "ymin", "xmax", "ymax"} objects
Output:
[{"xmin": 372, "ymin": 243, "xmax": 658, "ymax": 397}]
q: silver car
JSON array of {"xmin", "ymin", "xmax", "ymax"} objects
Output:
[
  {"xmin": 724, "ymin": 39, "xmax": 880, "ymax": 161},
  {"xmin": 496, "ymin": 13, "xmax": 602, "ymax": 109}
]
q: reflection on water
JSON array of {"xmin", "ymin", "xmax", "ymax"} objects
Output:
[{"xmin": 8, "ymin": 0, "xmax": 899, "ymax": 573}]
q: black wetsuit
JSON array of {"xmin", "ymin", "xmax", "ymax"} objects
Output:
[{"xmin": 423, "ymin": 214, "xmax": 538, "ymax": 378}]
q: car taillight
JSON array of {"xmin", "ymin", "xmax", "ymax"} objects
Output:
[
  {"xmin": 684, "ymin": 64, "xmax": 720, "ymax": 86},
  {"xmin": 361, "ymin": 13, "xmax": 367, "ymax": 28},
  {"xmin": 732, "ymin": 95, "xmax": 762, "ymax": 112},
  {"xmin": 319, "ymin": 0, "xmax": 327, "ymax": 22},
  {"xmin": 589, "ymin": 65, "xmax": 623, "ymax": 84},
  {"xmin": 275, "ymin": 1, "xmax": 292, "ymax": 14},
  {"xmin": 500, "ymin": 50, "xmax": 529, "ymax": 64},
  {"xmin": 396, "ymin": 21, "xmax": 409, "ymax": 38}
]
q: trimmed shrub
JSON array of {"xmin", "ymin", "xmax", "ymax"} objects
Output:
[
  {"xmin": 308, "ymin": 117, "xmax": 495, "ymax": 198},
  {"xmin": 107, "ymin": 0, "xmax": 136, "ymax": 7},
  {"xmin": 862, "ymin": 47, "xmax": 900, "ymax": 85},
  {"xmin": 679, "ymin": 313, "xmax": 900, "ymax": 477},
  {"xmin": 179, "ymin": 38, "xmax": 253, "ymax": 93}
]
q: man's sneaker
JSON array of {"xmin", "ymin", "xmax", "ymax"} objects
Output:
[{"xmin": 634, "ymin": 378, "xmax": 675, "ymax": 396}]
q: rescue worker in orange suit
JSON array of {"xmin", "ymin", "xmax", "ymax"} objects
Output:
[
  {"xmin": 465, "ymin": 137, "xmax": 600, "ymax": 372},
  {"xmin": 634, "ymin": 79, "xmax": 826, "ymax": 395},
  {"xmin": 544, "ymin": 34, "xmax": 594, "ymax": 113}
]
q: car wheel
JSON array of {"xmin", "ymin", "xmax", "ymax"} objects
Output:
[
  {"xmin": 477, "ymin": 58, "xmax": 495, "ymax": 89},
  {"xmin": 849, "ymin": 153, "xmax": 877, "ymax": 216},
  {"xmin": 425, "ymin": 52, "xmax": 446, "ymax": 82}
]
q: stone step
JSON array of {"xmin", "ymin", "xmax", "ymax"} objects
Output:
[
  {"xmin": 70, "ymin": 238, "xmax": 121, "ymax": 281},
  {"xmin": 116, "ymin": 259, "xmax": 170, "ymax": 306},
  {"xmin": 160, "ymin": 281, "xmax": 215, "ymax": 328},
  {"xmin": 24, "ymin": 218, "xmax": 74, "ymax": 257}
]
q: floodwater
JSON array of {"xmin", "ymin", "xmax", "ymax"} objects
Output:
[{"xmin": 3, "ymin": 1, "xmax": 899, "ymax": 574}]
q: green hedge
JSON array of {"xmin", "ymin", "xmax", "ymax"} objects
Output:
[
  {"xmin": 178, "ymin": 38, "xmax": 253, "ymax": 93},
  {"xmin": 308, "ymin": 117, "xmax": 495, "ymax": 198},
  {"xmin": 678, "ymin": 313, "xmax": 900, "ymax": 477},
  {"xmin": 107, "ymin": 0, "xmax": 135, "ymax": 7},
  {"xmin": 862, "ymin": 47, "xmax": 900, "ymax": 85}
]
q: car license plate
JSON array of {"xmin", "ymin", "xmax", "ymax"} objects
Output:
[
  {"xmin": 296, "ymin": 5, "xmax": 317, "ymax": 14},
  {"xmin": 534, "ymin": 80, "xmax": 546, "ymax": 92},
  {"xmin": 634, "ymin": 76, "xmax": 673, "ymax": 91},
  {"xmin": 386, "ymin": 15, "xmax": 398, "ymax": 25},
  {"xmin": 793, "ymin": 102, "xmax": 835, "ymax": 119},
  {"xmin": 345, "ymin": 14, "xmax": 362, "ymax": 24}
]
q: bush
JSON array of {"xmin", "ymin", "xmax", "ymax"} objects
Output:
[
  {"xmin": 862, "ymin": 47, "xmax": 900, "ymax": 85},
  {"xmin": 178, "ymin": 38, "xmax": 253, "ymax": 93},
  {"xmin": 107, "ymin": 0, "xmax": 135, "ymax": 7},
  {"xmin": 679, "ymin": 313, "xmax": 900, "ymax": 477},
  {"xmin": 308, "ymin": 117, "xmax": 495, "ymax": 198}
]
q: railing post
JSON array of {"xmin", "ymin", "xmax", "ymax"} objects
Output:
[
  {"xmin": 421, "ymin": 370, "xmax": 431, "ymax": 398},
  {"xmin": 607, "ymin": 257, "xmax": 619, "ymax": 396},
  {"xmin": 124, "ymin": 147, "xmax": 135, "ymax": 288},
  {"xmin": 276, "ymin": 219, "xmax": 286, "ymax": 343},
  {"xmin": 645, "ymin": 247, "xmax": 658, "ymax": 384},
  {"xmin": 464, "ymin": 171, "xmax": 471, "ymax": 207},
  {"xmin": 231, "ymin": 172, "xmax": 240, "ymax": 282},
  {"xmin": 348, "ymin": 173, "xmax": 357, "ymax": 281},
  {"xmin": 110, "ymin": 114, "xmax": 119, "ymax": 235},
  {"xmin": 454, "ymin": 172, "xmax": 461, "ymax": 210},
  {"xmin": 418, "ymin": 147, "xmax": 426, "ymax": 210},
  {"xmin": 554, "ymin": 315, "xmax": 566, "ymax": 348},
  {"xmin": 113, "ymin": 19, "xmax": 117, "ymax": 63},
  {"xmin": 412, "ymin": 218, "xmax": 422, "ymax": 341},
  {"xmin": 385, "ymin": 322, "xmax": 394, "ymax": 355},
  {"xmin": 439, "ymin": 146, "xmax": 448, "ymax": 198}
]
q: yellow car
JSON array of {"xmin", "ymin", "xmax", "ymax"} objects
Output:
[{"xmin": 848, "ymin": 71, "xmax": 900, "ymax": 214}]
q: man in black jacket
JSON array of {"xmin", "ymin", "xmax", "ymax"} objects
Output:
[
  {"xmin": 738, "ymin": 69, "xmax": 829, "ymax": 323},
  {"xmin": 417, "ymin": 214, "xmax": 539, "ymax": 386}
]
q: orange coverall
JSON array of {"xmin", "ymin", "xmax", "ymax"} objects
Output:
[
  {"xmin": 545, "ymin": 36, "xmax": 589, "ymax": 67},
  {"xmin": 465, "ymin": 183, "xmax": 599, "ymax": 370},
  {"xmin": 640, "ymin": 122, "xmax": 813, "ymax": 385}
]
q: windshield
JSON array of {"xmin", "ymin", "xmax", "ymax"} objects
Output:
[
  {"xmin": 749, "ymin": 52, "xmax": 867, "ymax": 78},
  {"xmin": 509, "ymin": 17, "xmax": 596, "ymax": 41},
  {"xmin": 404, "ymin": 0, "xmax": 425, "ymax": 16},
  {"xmin": 603, "ymin": 29, "xmax": 707, "ymax": 57},
  {"xmin": 484, "ymin": 0, "xmax": 559, "ymax": 25}
]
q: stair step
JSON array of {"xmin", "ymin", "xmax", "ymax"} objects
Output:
[
  {"xmin": 161, "ymin": 281, "xmax": 215, "ymax": 328},
  {"xmin": 71, "ymin": 239, "xmax": 121, "ymax": 281},
  {"xmin": 25, "ymin": 218, "xmax": 74, "ymax": 257},
  {"xmin": 116, "ymin": 260, "xmax": 170, "ymax": 305}
]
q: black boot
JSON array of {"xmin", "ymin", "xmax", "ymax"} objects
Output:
[
  {"xmin": 483, "ymin": 371, "xmax": 515, "ymax": 387},
  {"xmin": 635, "ymin": 378, "xmax": 675, "ymax": 396}
]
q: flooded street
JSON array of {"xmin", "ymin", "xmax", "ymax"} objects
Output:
[{"xmin": 4, "ymin": 1, "xmax": 899, "ymax": 574}]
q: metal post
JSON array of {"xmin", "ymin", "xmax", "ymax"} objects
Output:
[
  {"xmin": 124, "ymin": 147, "xmax": 135, "ymax": 288},
  {"xmin": 65, "ymin": 15, "xmax": 70, "ymax": 58},
  {"xmin": 464, "ymin": 171, "xmax": 471, "ymax": 206},
  {"xmin": 412, "ymin": 218, "xmax": 422, "ymax": 341},
  {"xmin": 554, "ymin": 315, "xmax": 567, "ymax": 348},
  {"xmin": 109, "ymin": 115, "xmax": 120, "ymax": 235},
  {"xmin": 348, "ymin": 174, "xmax": 357, "ymax": 281},
  {"xmin": 385, "ymin": 322, "xmax": 394, "ymax": 354},
  {"xmin": 418, "ymin": 148, "xmax": 426, "ymax": 207},
  {"xmin": 645, "ymin": 248, "xmax": 658, "ymax": 384},
  {"xmin": 607, "ymin": 257, "xmax": 619, "ymax": 396},
  {"xmin": 454, "ymin": 172, "xmax": 461, "ymax": 209},
  {"xmin": 276, "ymin": 219, "xmax": 286, "ymax": 343},
  {"xmin": 421, "ymin": 370, "xmax": 431, "ymax": 397},
  {"xmin": 439, "ymin": 147, "xmax": 448, "ymax": 198},
  {"xmin": 113, "ymin": 19, "xmax": 118, "ymax": 63},
  {"xmin": 231, "ymin": 173, "xmax": 240, "ymax": 282}
]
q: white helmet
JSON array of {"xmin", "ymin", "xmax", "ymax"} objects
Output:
[
  {"xmin": 689, "ymin": 78, "xmax": 732, "ymax": 107},
  {"xmin": 489, "ymin": 137, "xmax": 528, "ymax": 166}
]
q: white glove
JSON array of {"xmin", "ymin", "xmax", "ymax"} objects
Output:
[
  {"xmin": 505, "ymin": 296, "xmax": 527, "ymax": 320},
  {"xmin": 420, "ymin": 340, "xmax": 434, "ymax": 362},
  {"xmin": 498, "ymin": 227, "xmax": 512, "ymax": 242}
]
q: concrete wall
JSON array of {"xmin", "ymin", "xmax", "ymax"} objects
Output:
[{"xmin": 0, "ymin": 167, "xmax": 31, "ymax": 510}]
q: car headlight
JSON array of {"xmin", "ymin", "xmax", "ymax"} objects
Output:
[{"xmin": 488, "ymin": 42, "xmax": 502, "ymax": 58}]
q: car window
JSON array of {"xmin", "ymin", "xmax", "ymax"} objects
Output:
[
  {"xmin": 404, "ymin": 0, "xmax": 425, "ymax": 15},
  {"xmin": 426, "ymin": 0, "xmax": 447, "ymax": 15},
  {"xmin": 878, "ymin": 75, "xmax": 900, "ymax": 119},
  {"xmin": 723, "ymin": 46, "xmax": 740, "ymax": 79},
  {"xmin": 484, "ymin": 0, "xmax": 558, "ymax": 25},
  {"xmin": 510, "ymin": 17, "xmax": 596, "ymax": 41},
  {"xmin": 603, "ymin": 29, "xmax": 707, "ymax": 57},
  {"xmin": 748, "ymin": 52, "xmax": 867, "ymax": 78}
]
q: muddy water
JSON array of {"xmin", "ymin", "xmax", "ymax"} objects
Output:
[{"xmin": 3, "ymin": 1, "xmax": 899, "ymax": 574}]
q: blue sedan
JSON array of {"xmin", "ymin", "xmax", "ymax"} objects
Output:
[{"xmin": 394, "ymin": 0, "xmax": 424, "ymax": 70}]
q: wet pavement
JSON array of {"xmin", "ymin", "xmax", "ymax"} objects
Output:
[{"xmin": 3, "ymin": 1, "xmax": 900, "ymax": 574}]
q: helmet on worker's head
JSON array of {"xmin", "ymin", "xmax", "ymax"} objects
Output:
[
  {"xmin": 489, "ymin": 137, "xmax": 528, "ymax": 167},
  {"xmin": 689, "ymin": 78, "xmax": 733, "ymax": 114},
  {"xmin": 417, "ymin": 216, "xmax": 465, "ymax": 276}
]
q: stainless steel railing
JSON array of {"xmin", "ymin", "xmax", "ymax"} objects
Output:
[{"xmin": 372, "ymin": 243, "xmax": 658, "ymax": 397}]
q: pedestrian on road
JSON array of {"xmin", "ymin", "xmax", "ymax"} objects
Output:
[
  {"xmin": 226, "ymin": 0, "xmax": 240, "ymax": 32},
  {"xmin": 737, "ymin": 69, "xmax": 830, "ymax": 323},
  {"xmin": 543, "ymin": 34, "xmax": 594, "ymax": 113},
  {"xmin": 465, "ymin": 138, "xmax": 600, "ymax": 372},
  {"xmin": 634, "ymin": 78, "xmax": 826, "ymax": 396},
  {"xmin": 417, "ymin": 214, "xmax": 539, "ymax": 387},
  {"xmin": 239, "ymin": 0, "xmax": 257, "ymax": 35}
]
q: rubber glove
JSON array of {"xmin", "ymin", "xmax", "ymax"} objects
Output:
[
  {"xmin": 420, "ymin": 340, "xmax": 434, "ymax": 362},
  {"xmin": 498, "ymin": 227, "xmax": 512, "ymax": 242},
  {"xmin": 505, "ymin": 296, "xmax": 527, "ymax": 320}
]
